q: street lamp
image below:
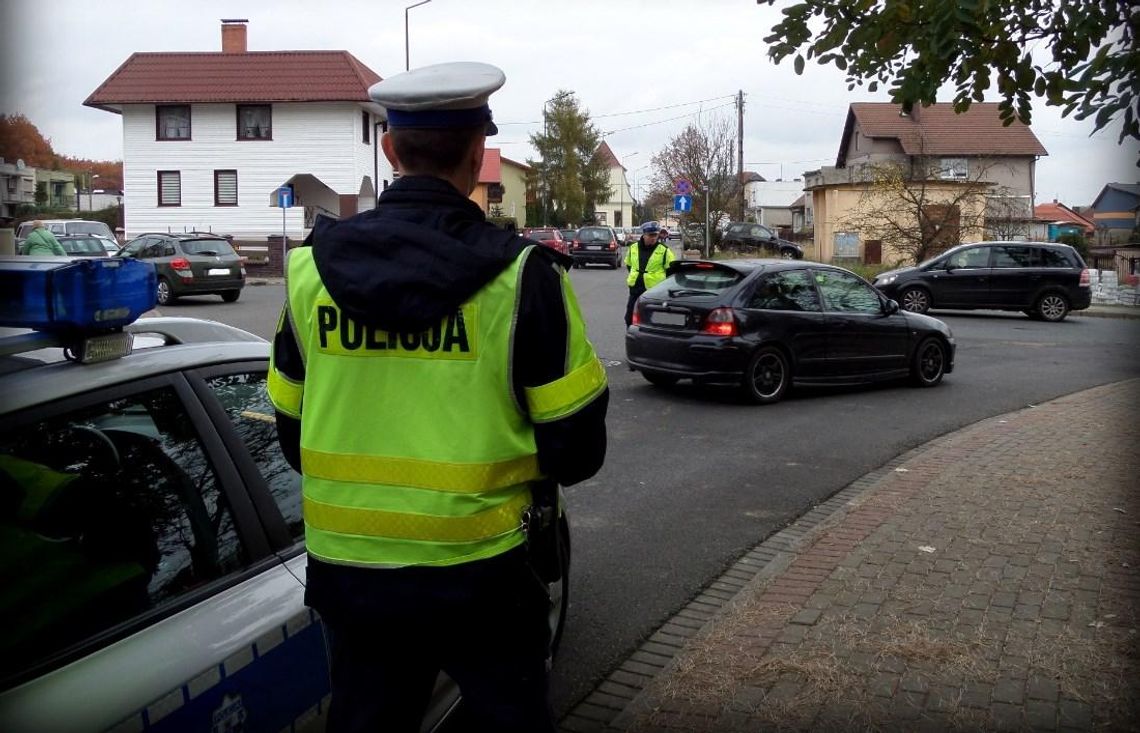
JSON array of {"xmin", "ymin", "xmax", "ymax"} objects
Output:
[
  {"xmin": 619, "ymin": 152, "xmax": 639, "ymax": 229},
  {"xmin": 404, "ymin": 0, "xmax": 432, "ymax": 71}
]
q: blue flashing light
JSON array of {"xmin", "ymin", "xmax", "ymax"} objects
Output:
[{"xmin": 0, "ymin": 257, "xmax": 157, "ymax": 333}]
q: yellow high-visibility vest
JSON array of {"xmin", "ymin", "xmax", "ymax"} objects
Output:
[{"xmin": 269, "ymin": 245, "xmax": 606, "ymax": 567}]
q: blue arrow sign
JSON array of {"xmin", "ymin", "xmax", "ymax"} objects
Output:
[
  {"xmin": 673, "ymin": 194, "xmax": 692, "ymax": 213},
  {"xmin": 277, "ymin": 186, "xmax": 294, "ymax": 209}
]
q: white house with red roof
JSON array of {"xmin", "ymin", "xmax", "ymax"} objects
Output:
[
  {"xmin": 593, "ymin": 142, "xmax": 635, "ymax": 229},
  {"xmin": 85, "ymin": 20, "xmax": 392, "ymax": 251}
]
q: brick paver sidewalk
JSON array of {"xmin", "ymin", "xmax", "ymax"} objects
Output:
[{"xmin": 564, "ymin": 380, "xmax": 1140, "ymax": 732}]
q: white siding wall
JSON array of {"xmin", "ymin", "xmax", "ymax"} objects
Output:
[{"xmin": 122, "ymin": 102, "xmax": 385, "ymax": 239}]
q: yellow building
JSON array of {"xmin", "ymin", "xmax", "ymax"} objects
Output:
[{"xmin": 471, "ymin": 148, "xmax": 530, "ymax": 229}]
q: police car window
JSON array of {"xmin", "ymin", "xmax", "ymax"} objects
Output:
[
  {"xmin": 748, "ymin": 270, "xmax": 821, "ymax": 312},
  {"xmin": 813, "ymin": 269, "xmax": 882, "ymax": 313},
  {"xmin": 0, "ymin": 387, "xmax": 247, "ymax": 680},
  {"xmin": 204, "ymin": 372, "xmax": 303, "ymax": 540}
]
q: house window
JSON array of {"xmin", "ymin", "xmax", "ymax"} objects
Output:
[
  {"xmin": 237, "ymin": 105, "xmax": 272, "ymax": 140},
  {"xmin": 158, "ymin": 171, "xmax": 181, "ymax": 207},
  {"xmin": 156, "ymin": 105, "xmax": 191, "ymax": 140},
  {"xmin": 362, "ymin": 111, "xmax": 370, "ymax": 144},
  {"xmin": 938, "ymin": 158, "xmax": 968, "ymax": 180},
  {"xmin": 214, "ymin": 170, "xmax": 238, "ymax": 206}
]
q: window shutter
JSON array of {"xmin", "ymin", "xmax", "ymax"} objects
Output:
[
  {"xmin": 215, "ymin": 170, "xmax": 238, "ymax": 206},
  {"xmin": 158, "ymin": 171, "xmax": 181, "ymax": 206}
]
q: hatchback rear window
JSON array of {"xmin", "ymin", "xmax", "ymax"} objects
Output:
[
  {"xmin": 578, "ymin": 228, "xmax": 612, "ymax": 242},
  {"xmin": 652, "ymin": 265, "xmax": 744, "ymax": 296},
  {"xmin": 180, "ymin": 239, "xmax": 236, "ymax": 256}
]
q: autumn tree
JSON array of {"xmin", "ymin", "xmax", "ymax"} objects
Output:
[
  {"xmin": 761, "ymin": 0, "xmax": 1140, "ymax": 164},
  {"xmin": 528, "ymin": 92, "xmax": 611, "ymax": 225},
  {"xmin": 651, "ymin": 115, "xmax": 740, "ymax": 253},
  {"xmin": 0, "ymin": 114, "xmax": 59, "ymax": 169}
]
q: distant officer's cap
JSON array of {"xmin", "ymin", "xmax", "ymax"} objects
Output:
[
  {"xmin": 641, "ymin": 221, "xmax": 661, "ymax": 234},
  {"xmin": 369, "ymin": 62, "xmax": 505, "ymax": 136}
]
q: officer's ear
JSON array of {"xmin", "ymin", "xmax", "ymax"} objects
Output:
[
  {"xmin": 381, "ymin": 132, "xmax": 401, "ymax": 171},
  {"xmin": 465, "ymin": 133, "xmax": 486, "ymax": 195}
]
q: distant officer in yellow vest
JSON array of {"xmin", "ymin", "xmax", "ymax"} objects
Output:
[
  {"xmin": 267, "ymin": 62, "xmax": 608, "ymax": 733},
  {"xmin": 624, "ymin": 220, "xmax": 677, "ymax": 326}
]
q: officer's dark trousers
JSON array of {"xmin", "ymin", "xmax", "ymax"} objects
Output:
[
  {"xmin": 306, "ymin": 546, "xmax": 555, "ymax": 733},
  {"xmin": 624, "ymin": 284, "xmax": 646, "ymax": 327}
]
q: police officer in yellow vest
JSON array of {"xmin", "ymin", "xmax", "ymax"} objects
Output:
[
  {"xmin": 623, "ymin": 220, "xmax": 677, "ymax": 326},
  {"xmin": 267, "ymin": 62, "xmax": 608, "ymax": 733}
]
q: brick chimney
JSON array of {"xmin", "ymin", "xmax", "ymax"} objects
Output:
[{"xmin": 221, "ymin": 19, "xmax": 248, "ymax": 53}]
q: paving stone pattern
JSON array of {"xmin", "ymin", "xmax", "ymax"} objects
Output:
[{"xmin": 560, "ymin": 380, "xmax": 1140, "ymax": 733}]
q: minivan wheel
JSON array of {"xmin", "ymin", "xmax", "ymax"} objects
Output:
[
  {"xmin": 1035, "ymin": 293, "xmax": 1070, "ymax": 322},
  {"xmin": 156, "ymin": 277, "xmax": 175, "ymax": 306},
  {"xmin": 910, "ymin": 337, "xmax": 947, "ymax": 387},
  {"xmin": 741, "ymin": 346, "xmax": 790, "ymax": 404},
  {"xmin": 899, "ymin": 287, "xmax": 930, "ymax": 314}
]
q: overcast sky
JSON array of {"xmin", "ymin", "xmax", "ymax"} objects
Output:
[{"xmin": 1, "ymin": 0, "xmax": 1136, "ymax": 206}]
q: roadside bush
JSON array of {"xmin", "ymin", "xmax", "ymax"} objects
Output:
[{"xmin": 1056, "ymin": 232, "xmax": 1090, "ymax": 260}]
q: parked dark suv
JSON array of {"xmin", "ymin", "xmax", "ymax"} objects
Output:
[
  {"xmin": 570, "ymin": 226, "xmax": 621, "ymax": 268},
  {"xmin": 873, "ymin": 241, "xmax": 1090, "ymax": 322},
  {"xmin": 118, "ymin": 233, "xmax": 246, "ymax": 305},
  {"xmin": 720, "ymin": 222, "xmax": 803, "ymax": 259}
]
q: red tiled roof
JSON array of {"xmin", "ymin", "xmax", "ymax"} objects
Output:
[
  {"xmin": 594, "ymin": 141, "xmax": 622, "ymax": 169},
  {"xmin": 1034, "ymin": 202, "xmax": 1095, "ymax": 233},
  {"xmin": 478, "ymin": 148, "xmax": 502, "ymax": 184},
  {"xmin": 85, "ymin": 51, "xmax": 382, "ymax": 110},
  {"xmin": 838, "ymin": 103, "xmax": 1047, "ymax": 166}
]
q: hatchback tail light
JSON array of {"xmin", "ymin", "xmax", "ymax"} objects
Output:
[
  {"xmin": 170, "ymin": 257, "xmax": 193, "ymax": 280},
  {"xmin": 608, "ymin": 240, "xmax": 617, "ymax": 250},
  {"xmin": 631, "ymin": 308, "xmax": 641, "ymax": 325},
  {"xmin": 701, "ymin": 307, "xmax": 737, "ymax": 337},
  {"xmin": 1079, "ymin": 268, "xmax": 1090, "ymax": 287}
]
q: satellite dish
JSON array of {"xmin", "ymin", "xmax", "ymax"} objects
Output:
[{"xmin": 15, "ymin": 159, "xmax": 25, "ymax": 169}]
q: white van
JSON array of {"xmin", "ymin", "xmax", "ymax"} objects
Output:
[{"xmin": 16, "ymin": 219, "xmax": 116, "ymax": 242}]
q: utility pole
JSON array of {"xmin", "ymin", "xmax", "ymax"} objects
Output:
[{"xmin": 737, "ymin": 90, "xmax": 745, "ymax": 221}]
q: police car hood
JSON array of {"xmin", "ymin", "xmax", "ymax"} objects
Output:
[{"xmin": 311, "ymin": 176, "xmax": 527, "ymax": 332}]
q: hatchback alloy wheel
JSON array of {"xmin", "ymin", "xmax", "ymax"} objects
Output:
[
  {"xmin": 899, "ymin": 287, "xmax": 930, "ymax": 314},
  {"xmin": 156, "ymin": 277, "xmax": 174, "ymax": 306},
  {"xmin": 911, "ymin": 337, "xmax": 947, "ymax": 387},
  {"xmin": 742, "ymin": 346, "xmax": 790, "ymax": 404}
]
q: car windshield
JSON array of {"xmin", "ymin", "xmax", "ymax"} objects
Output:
[
  {"xmin": 59, "ymin": 237, "xmax": 106, "ymax": 255},
  {"xmin": 180, "ymin": 239, "xmax": 236, "ymax": 256},
  {"xmin": 649, "ymin": 266, "xmax": 744, "ymax": 297},
  {"xmin": 560, "ymin": 230, "xmax": 577, "ymax": 239},
  {"xmin": 578, "ymin": 228, "xmax": 611, "ymax": 242},
  {"xmin": 64, "ymin": 221, "xmax": 115, "ymax": 238}
]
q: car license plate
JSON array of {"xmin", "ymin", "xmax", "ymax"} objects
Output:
[
  {"xmin": 651, "ymin": 311, "xmax": 686, "ymax": 326},
  {"xmin": 207, "ymin": 268, "xmax": 231, "ymax": 276},
  {"xmin": 588, "ymin": 245, "xmax": 603, "ymax": 250}
]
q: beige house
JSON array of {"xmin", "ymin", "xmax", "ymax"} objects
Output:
[
  {"xmin": 808, "ymin": 103, "xmax": 1047, "ymax": 264},
  {"xmin": 471, "ymin": 148, "xmax": 530, "ymax": 229}
]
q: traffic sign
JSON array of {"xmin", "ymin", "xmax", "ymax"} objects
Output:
[
  {"xmin": 277, "ymin": 186, "xmax": 294, "ymax": 209},
  {"xmin": 674, "ymin": 179, "xmax": 693, "ymax": 196},
  {"xmin": 673, "ymin": 194, "xmax": 692, "ymax": 213}
]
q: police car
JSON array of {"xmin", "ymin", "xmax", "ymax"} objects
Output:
[{"xmin": 0, "ymin": 256, "xmax": 569, "ymax": 732}]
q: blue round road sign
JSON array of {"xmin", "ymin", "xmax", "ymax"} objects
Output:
[{"xmin": 675, "ymin": 179, "xmax": 692, "ymax": 195}]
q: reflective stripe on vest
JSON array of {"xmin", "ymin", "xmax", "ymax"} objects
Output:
[{"xmin": 285, "ymin": 245, "xmax": 542, "ymax": 567}]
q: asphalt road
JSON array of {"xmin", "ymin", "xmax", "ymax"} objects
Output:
[{"xmin": 163, "ymin": 261, "xmax": 1140, "ymax": 718}]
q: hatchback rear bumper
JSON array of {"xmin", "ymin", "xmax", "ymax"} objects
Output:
[
  {"xmin": 625, "ymin": 327, "xmax": 746, "ymax": 381},
  {"xmin": 173, "ymin": 277, "xmax": 245, "ymax": 294}
]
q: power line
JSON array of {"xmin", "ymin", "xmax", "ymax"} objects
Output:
[
  {"xmin": 495, "ymin": 94, "xmax": 737, "ymax": 127},
  {"xmin": 601, "ymin": 102, "xmax": 734, "ymax": 136}
]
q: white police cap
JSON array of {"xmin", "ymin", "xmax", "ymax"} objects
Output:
[{"xmin": 369, "ymin": 61, "xmax": 505, "ymax": 136}]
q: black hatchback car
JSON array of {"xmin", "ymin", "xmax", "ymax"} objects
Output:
[
  {"xmin": 720, "ymin": 222, "xmax": 804, "ymax": 259},
  {"xmin": 118, "ymin": 233, "xmax": 246, "ymax": 305},
  {"xmin": 872, "ymin": 241, "xmax": 1090, "ymax": 322},
  {"xmin": 625, "ymin": 259, "xmax": 955, "ymax": 404}
]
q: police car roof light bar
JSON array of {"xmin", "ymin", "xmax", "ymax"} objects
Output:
[{"xmin": 0, "ymin": 257, "xmax": 157, "ymax": 333}]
